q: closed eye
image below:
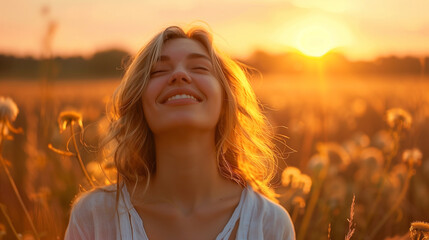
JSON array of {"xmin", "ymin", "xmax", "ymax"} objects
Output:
[
  {"xmin": 192, "ymin": 66, "xmax": 210, "ymax": 72},
  {"xmin": 150, "ymin": 69, "xmax": 168, "ymax": 76}
]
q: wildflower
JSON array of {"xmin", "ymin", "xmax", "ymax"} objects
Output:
[
  {"xmin": 409, "ymin": 221, "xmax": 429, "ymax": 240},
  {"xmin": 402, "ymin": 148, "xmax": 423, "ymax": 168},
  {"xmin": 281, "ymin": 167, "xmax": 312, "ymax": 195},
  {"xmin": 0, "ymin": 97, "xmax": 21, "ymax": 135},
  {"xmin": 307, "ymin": 153, "xmax": 329, "ymax": 173},
  {"xmin": 281, "ymin": 167, "xmax": 301, "ymax": 187},
  {"xmin": 351, "ymin": 132, "xmax": 370, "ymax": 148},
  {"xmin": 297, "ymin": 174, "xmax": 312, "ymax": 194},
  {"xmin": 372, "ymin": 130, "xmax": 395, "ymax": 153},
  {"xmin": 386, "ymin": 108, "xmax": 412, "ymax": 130},
  {"xmin": 292, "ymin": 196, "xmax": 306, "ymax": 209},
  {"xmin": 360, "ymin": 147, "xmax": 384, "ymax": 169},
  {"xmin": 58, "ymin": 111, "xmax": 83, "ymax": 133},
  {"xmin": 316, "ymin": 142, "xmax": 351, "ymax": 167},
  {"xmin": 388, "ymin": 163, "xmax": 408, "ymax": 191},
  {"xmin": 0, "ymin": 97, "xmax": 19, "ymax": 123}
]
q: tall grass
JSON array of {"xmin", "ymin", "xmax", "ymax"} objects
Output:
[{"xmin": 0, "ymin": 74, "xmax": 428, "ymax": 239}]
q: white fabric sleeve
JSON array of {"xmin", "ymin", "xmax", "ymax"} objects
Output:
[
  {"xmin": 64, "ymin": 195, "xmax": 95, "ymax": 240},
  {"xmin": 266, "ymin": 203, "xmax": 295, "ymax": 240}
]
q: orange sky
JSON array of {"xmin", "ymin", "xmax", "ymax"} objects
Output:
[{"xmin": 1, "ymin": 0, "xmax": 429, "ymax": 60}]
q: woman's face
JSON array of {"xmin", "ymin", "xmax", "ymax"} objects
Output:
[{"xmin": 142, "ymin": 38, "xmax": 223, "ymax": 135}]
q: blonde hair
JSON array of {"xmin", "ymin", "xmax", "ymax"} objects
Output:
[{"xmin": 104, "ymin": 25, "xmax": 279, "ymax": 200}]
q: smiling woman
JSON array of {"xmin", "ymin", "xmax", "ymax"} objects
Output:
[{"xmin": 64, "ymin": 25, "xmax": 295, "ymax": 240}]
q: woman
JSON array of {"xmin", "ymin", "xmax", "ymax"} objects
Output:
[{"xmin": 65, "ymin": 25, "xmax": 295, "ymax": 240}]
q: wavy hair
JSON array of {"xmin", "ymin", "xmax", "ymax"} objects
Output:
[{"xmin": 103, "ymin": 25, "xmax": 279, "ymax": 200}]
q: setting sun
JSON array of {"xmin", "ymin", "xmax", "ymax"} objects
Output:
[{"xmin": 296, "ymin": 26, "xmax": 333, "ymax": 57}]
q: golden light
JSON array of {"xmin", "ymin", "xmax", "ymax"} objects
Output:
[
  {"xmin": 296, "ymin": 26, "xmax": 333, "ymax": 57},
  {"xmin": 274, "ymin": 14, "xmax": 354, "ymax": 58}
]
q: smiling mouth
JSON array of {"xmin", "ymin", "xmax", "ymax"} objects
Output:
[
  {"xmin": 161, "ymin": 89, "xmax": 203, "ymax": 104},
  {"xmin": 162, "ymin": 94, "xmax": 202, "ymax": 105},
  {"xmin": 167, "ymin": 94, "xmax": 198, "ymax": 102}
]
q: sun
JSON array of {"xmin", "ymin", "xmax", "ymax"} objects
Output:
[{"xmin": 296, "ymin": 26, "xmax": 333, "ymax": 57}]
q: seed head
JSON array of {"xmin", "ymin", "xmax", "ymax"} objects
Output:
[
  {"xmin": 281, "ymin": 167, "xmax": 301, "ymax": 187},
  {"xmin": 281, "ymin": 167, "xmax": 312, "ymax": 194},
  {"xmin": 58, "ymin": 111, "xmax": 83, "ymax": 133},
  {"xmin": 307, "ymin": 153, "xmax": 329, "ymax": 173},
  {"xmin": 292, "ymin": 196, "xmax": 306, "ymax": 209},
  {"xmin": 410, "ymin": 221, "xmax": 429, "ymax": 240},
  {"xmin": 386, "ymin": 108, "xmax": 412, "ymax": 130},
  {"xmin": 298, "ymin": 174, "xmax": 312, "ymax": 194},
  {"xmin": 402, "ymin": 148, "xmax": 423, "ymax": 168},
  {"xmin": 0, "ymin": 97, "xmax": 19, "ymax": 123}
]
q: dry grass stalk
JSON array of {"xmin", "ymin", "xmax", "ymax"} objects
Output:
[
  {"xmin": 0, "ymin": 97, "xmax": 39, "ymax": 240},
  {"xmin": 50, "ymin": 111, "xmax": 95, "ymax": 188},
  {"xmin": 328, "ymin": 223, "xmax": 331, "ymax": 240},
  {"xmin": 345, "ymin": 195, "xmax": 356, "ymax": 240},
  {"xmin": 0, "ymin": 204, "xmax": 20, "ymax": 240}
]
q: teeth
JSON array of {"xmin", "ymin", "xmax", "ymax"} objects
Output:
[{"xmin": 167, "ymin": 94, "xmax": 197, "ymax": 102}]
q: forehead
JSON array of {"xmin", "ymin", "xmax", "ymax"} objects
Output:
[{"xmin": 160, "ymin": 38, "xmax": 209, "ymax": 59}]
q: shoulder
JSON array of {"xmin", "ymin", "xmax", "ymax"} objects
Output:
[
  {"xmin": 71, "ymin": 184, "xmax": 118, "ymax": 216},
  {"xmin": 246, "ymin": 186, "xmax": 295, "ymax": 239},
  {"xmin": 65, "ymin": 185, "xmax": 118, "ymax": 239}
]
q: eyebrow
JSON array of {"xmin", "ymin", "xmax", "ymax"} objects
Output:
[{"xmin": 157, "ymin": 53, "xmax": 211, "ymax": 62}]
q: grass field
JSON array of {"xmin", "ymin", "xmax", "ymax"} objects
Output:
[{"xmin": 1, "ymin": 74, "xmax": 428, "ymax": 239}]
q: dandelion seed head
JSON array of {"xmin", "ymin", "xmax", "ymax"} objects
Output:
[
  {"xmin": 402, "ymin": 148, "xmax": 423, "ymax": 167},
  {"xmin": 410, "ymin": 221, "xmax": 429, "ymax": 240},
  {"xmin": 372, "ymin": 130, "xmax": 395, "ymax": 153},
  {"xmin": 281, "ymin": 167, "xmax": 301, "ymax": 187},
  {"xmin": 298, "ymin": 174, "xmax": 312, "ymax": 194},
  {"xmin": 317, "ymin": 142, "xmax": 351, "ymax": 167},
  {"xmin": 0, "ymin": 96, "xmax": 19, "ymax": 123},
  {"xmin": 360, "ymin": 147, "xmax": 384, "ymax": 169},
  {"xmin": 87, "ymin": 161, "xmax": 103, "ymax": 179},
  {"xmin": 411, "ymin": 221, "xmax": 429, "ymax": 231},
  {"xmin": 388, "ymin": 163, "xmax": 408, "ymax": 191},
  {"xmin": 307, "ymin": 153, "xmax": 329, "ymax": 173},
  {"xmin": 386, "ymin": 108, "xmax": 412, "ymax": 130},
  {"xmin": 351, "ymin": 132, "xmax": 370, "ymax": 148},
  {"xmin": 58, "ymin": 111, "xmax": 83, "ymax": 133},
  {"xmin": 292, "ymin": 196, "xmax": 306, "ymax": 209}
]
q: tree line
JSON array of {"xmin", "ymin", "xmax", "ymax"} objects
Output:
[{"xmin": 1, "ymin": 49, "xmax": 428, "ymax": 80}]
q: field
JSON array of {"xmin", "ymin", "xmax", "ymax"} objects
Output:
[{"xmin": 1, "ymin": 74, "xmax": 428, "ymax": 239}]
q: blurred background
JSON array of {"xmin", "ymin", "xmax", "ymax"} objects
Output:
[{"xmin": 1, "ymin": 0, "xmax": 428, "ymax": 239}]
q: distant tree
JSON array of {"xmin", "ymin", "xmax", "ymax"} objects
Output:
[
  {"xmin": 424, "ymin": 57, "xmax": 429, "ymax": 75},
  {"xmin": 88, "ymin": 49, "xmax": 130, "ymax": 77},
  {"xmin": 375, "ymin": 56, "xmax": 421, "ymax": 75}
]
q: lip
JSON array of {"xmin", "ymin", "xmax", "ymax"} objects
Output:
[{"xmin": 159, "ymin": 88, "xmax": 203, "ymax": 104}]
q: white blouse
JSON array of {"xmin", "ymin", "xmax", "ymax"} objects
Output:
[{"xmin": 65, "ymin": 184, "xmax": 295, "ymax": 239}]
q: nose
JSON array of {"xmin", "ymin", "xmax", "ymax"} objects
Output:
[{"xmin": 168, "ymin": 66, "xmax": 192, "ymax": 85}]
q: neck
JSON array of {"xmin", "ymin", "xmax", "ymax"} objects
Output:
[{"xmin": 136, "ymin": 128, "xmax": 237, "ymax": 211}]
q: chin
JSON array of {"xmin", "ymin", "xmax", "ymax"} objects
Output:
[{"xmin": 149, "ymin": 118, "xmax": 214, "ymax": 133}]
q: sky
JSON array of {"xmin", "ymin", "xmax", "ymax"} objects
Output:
[{"xmin": 1, "ymin": 0, "xmax": 429, "ymax": 61}]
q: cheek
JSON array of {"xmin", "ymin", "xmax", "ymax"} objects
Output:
[
  {"xmin": 142, "ymin": 81, "xmax": 162, "ymax": 118},
  {"xmin": 210, "ymin": 80, "xmax": 224, "ymax": 109}
]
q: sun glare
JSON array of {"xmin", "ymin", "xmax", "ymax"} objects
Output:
[
  {"xmin": 275, "ymin": 14, "xmax": 354, "ymax": 58},
  {"xmin": 296, "ymin": 26, "xmax": 333, "ymax": 57}
]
